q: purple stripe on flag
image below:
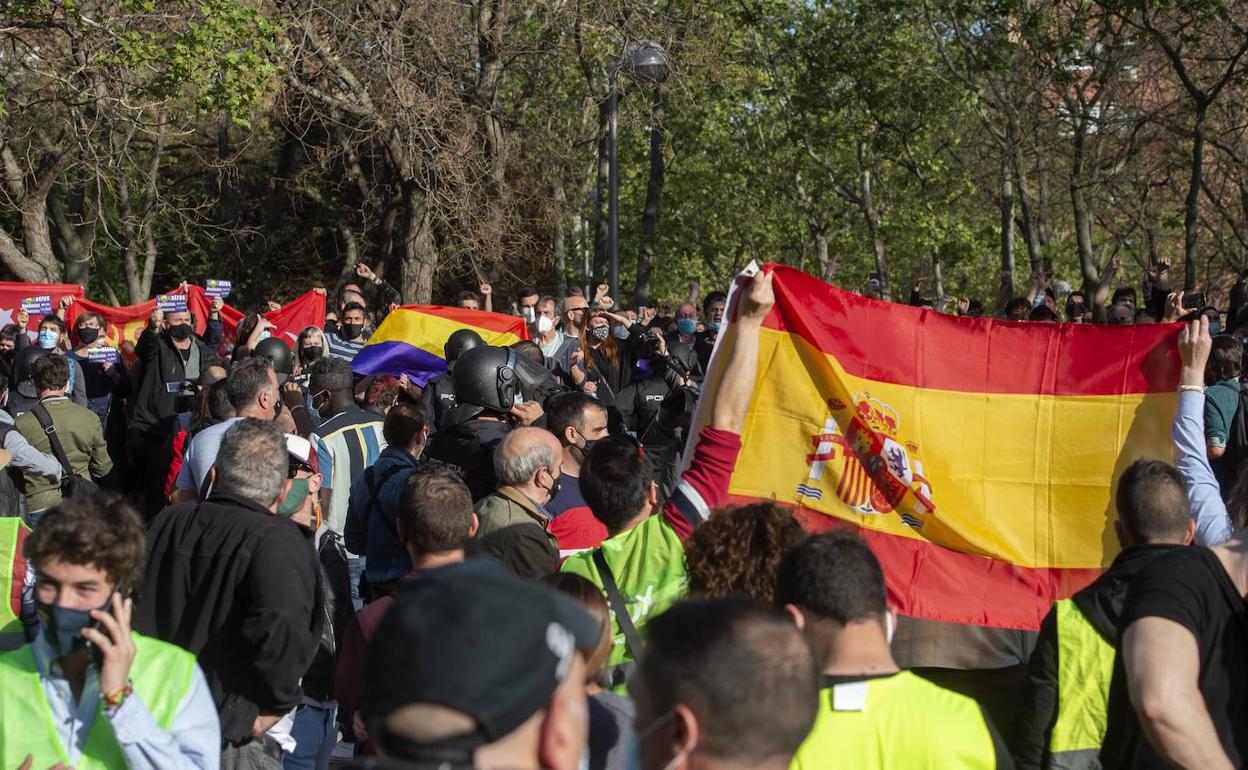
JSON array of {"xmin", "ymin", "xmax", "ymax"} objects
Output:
[{"xmin": 351, "ymin": 340, "xmax": 447, "ymax": 387}]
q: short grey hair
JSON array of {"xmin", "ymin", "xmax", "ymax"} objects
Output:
[
  {"xmin": 494, "ymin": 430, "xmax": 558, "ymax": 486},
  {"xmin": 214, "ymin": 418, "xmax": 287, "ymax": 506}
]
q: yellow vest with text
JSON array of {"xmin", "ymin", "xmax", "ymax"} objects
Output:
[
  {"xmin": 0, "ymin": 632, "xmax": 197, "ymax": 770},
  {"xmin": 791, "ymin": 670, "xmax": 1001, "ymax": 770},
  {"xmin": 1047, "ymin": 598, "xmax": 1115, "ymax": 770},
  {"xmin": 0, "ymin": 518, "xmax": 29, "ymax": 651}
]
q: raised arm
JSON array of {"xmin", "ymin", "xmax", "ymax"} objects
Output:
[
  {"xmin": 1174, "ymin": 316, "xmax": 1232, "ymax": 546},
  {"xmin": 711, "ymin": 269, "xmax": 774, "ymax": 434}
]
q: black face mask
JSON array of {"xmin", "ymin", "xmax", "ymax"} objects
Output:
[
  {"xmin": 168, "ymin": 323, "xmax": 193, "ymax": 341},
  {"xmin": 300, "ymin": 345, "xmax": 323, "ymax": 363},
  {"xmin": 573, "ymin": 432, "xmax": 599, "ymax": 463},
  {"xmin": 543, "ymin": 468, "xmax": 561, "ymax": 501},
  {"xmin": 340, "ymin": 322, "xmax": 364, "ymax": 341},
  {"xmin": 76, "ymin": 327, "xmax": 100, "ymax": 344}
]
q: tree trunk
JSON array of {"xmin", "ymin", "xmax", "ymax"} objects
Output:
[
  {"xmin": 1008, "ymin": 113, "xmax": 1043, "ymax": 273},
  {"xmin": 1183, "ymin": 106, "xmax": 1207, "ymax": 290},
  {"xmin": 633, "ymin": 88, "xmax": 664, "ymax": 308},
  {"xmin": 398, "ymin": 181, "xmax": 439, "ymax": 303},
  {"xmin": 932, "ymin": 250, "xmax": 944, "ymax": 302},
  {"xmin": 1070, "ymin": 121, "xmax": 1099, "ymax": 297},
  {"xmin": 593, "ymin": 103, "xmax": 609, "ymax": 283},
  {"xmin": 860, "ymin": 161, "xmax": 889, "ymax": 300},
  {"xmin": 553, "ymin": 182, "xmax": 568, "ymax": 297},
  {"xmin": 814, "ymin": 223, "xmax": 833, "ymax": 282},
  {"xmin": 1000, "ymin": 156, "xmax": 1016, "ymax": 282}
]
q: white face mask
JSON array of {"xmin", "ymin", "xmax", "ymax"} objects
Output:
[{"xmin": 537, "ymin": 315, "xmax": 555, "ymax": 335}]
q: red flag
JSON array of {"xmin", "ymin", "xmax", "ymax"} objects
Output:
[{"xmin": 0, "ymin": 282, "xmax": 85, "ymax": 335}]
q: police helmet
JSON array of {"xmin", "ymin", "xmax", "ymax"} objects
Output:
[
  {"xmin": 14, "ymin": 345, "xmax": 49, "ymax": 399},
  {"xmin": 444, "ymin": 329, "xmax": 485, "ymax": 365},
  {"xmin": 451, "ymin": 345, "xmax": 518, "ymax": 415},
  {"xmin": 253, "ymin": 336, "xmax": 294, "ymax": 384}
]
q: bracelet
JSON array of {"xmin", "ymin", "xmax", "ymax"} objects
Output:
[
  {"xmin": 1178, "ymin": 385, "xmax": 1206, "ymax": 394},
  {"xmin": 103, "ymin": 682, "xmax": 133, "ymax": 710}
]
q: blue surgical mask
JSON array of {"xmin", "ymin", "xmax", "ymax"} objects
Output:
[
  {"xmin": 259, "ymin": 329, "xmax": 271, "ymax": 341},
  {"xmin": 37, "ymin": 329, "xmax": 58, "ymax": 350},
  {"xmin": 36, "ymin": 598, "xmax": 105, "ymax": 657},
  {"xmin": 706, "ymin": 321, "xmax": 721, "ymax": 332},
  {"xmin": 676, "ymin": 318, "xmax": 697, "ymax": 336},
  {"xmin": 612, "ymin": 325, "xmax": 631, "ymax": 341}
]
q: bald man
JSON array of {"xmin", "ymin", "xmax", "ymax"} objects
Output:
[{"xmin": 470, "ymin": 427, "xmax": 564, "ymax": 579}]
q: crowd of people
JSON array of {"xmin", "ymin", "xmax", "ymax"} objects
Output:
[{"xmin": 0, "ymin": 261, "xmax": 1246, "ymax": 770}]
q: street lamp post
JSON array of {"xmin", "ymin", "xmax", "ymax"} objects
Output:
[{"xmin": 607, "ymin": 41, "xmax": 671, "ymax": 305}]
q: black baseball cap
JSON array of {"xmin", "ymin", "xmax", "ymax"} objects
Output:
[{"xmin": 363, "ymin": 560, "xmax": 602, "ymax": 758}]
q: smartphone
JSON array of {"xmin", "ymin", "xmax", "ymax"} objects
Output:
[
  {"xmin": 1183, "ymin": 292, "xmax": 1207, "ymax": 310},
  {"xmin": 84, "ymin": 586, "xmax": 131, "ymax": 666}
]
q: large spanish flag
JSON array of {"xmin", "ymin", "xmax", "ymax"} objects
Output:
[
  {"xmin": 352, "ymin": 305, "xmax": 529, "ymax": 386},
  {"xmin": 698, "ymin": 265, "xmax": 1179, "ymax": 630}
]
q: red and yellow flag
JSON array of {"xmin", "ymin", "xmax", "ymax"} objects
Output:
[{"xmin": 698, "ymin": 265, "xmax": 1180, "ymax": 630}]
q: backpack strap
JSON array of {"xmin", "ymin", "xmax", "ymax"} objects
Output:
[
  {"xmin": 592, "ymin": 548, "xmax": 645, "ymax": 664},
  {"xmin": 31, "ymin": 402, "xmax": 74, "ymax": 479}
]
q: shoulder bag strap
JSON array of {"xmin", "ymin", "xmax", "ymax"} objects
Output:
[
  {"xmin": 31, "ymin": 403, "xmax": 74, "ymax": 478},
  {"xmin": 592, "ymin": 548, "xmax": 645, "ymax": 662}
]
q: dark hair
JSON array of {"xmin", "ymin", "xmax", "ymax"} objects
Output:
[
  {"xmin": 1208, "ymin": 335, "xmax": 1243, "ymax": 382},
  {"xmin": 455, "ymin": 290, "xmax": 480, "ymax": 305},
  {"xmin": 1067, "ymin": 291, "xmax": 1087, "ymax": 303},
  {"xmin": 1004, "ymin": 297, "xmax": 1031, "ymax": 318},
  {"xmin": 686, "ymin": 503, "xmax": 806, "ymax": 602},
  {"xmin": 0, "ymin": 371, "xmax": 9, "ymax": 393},
  {"xmin": 26, "ymin": 492, "xmax": 146, "ymax": 592},
  {"xmin": 639, "ymin": 599, "xmax": 819, "ymax": 765},
  {"xmin": 545, "ymin": 392, "xmax": 605, "ymax": 445},
  {"xmin": 398, "ymin": 464, "xmax": 474, "ymax": 554},
  {"xmin": 510, "ymin": 340, "xmax": 544, "ymax": 364},
  {"xmin": 0, "ymin": 324, "xmax": 22, "ymax": 345},
  {"xmin": 965, "ymin": 299, "xmax": 985, "ymax": 317},
  {"xmin": 193, "ymin": 379, "xmax": 236, "ymax": 432},
  {"xmin": 365, "ymin": 375, "xmax": 401, "ymax": 413},
  {"xmin": 581, "ymin": 435, "xmax": 653, "ymax": 534},
  {"xmin": 1111, "ymin": 287, "xmax": 1137, "ymax": 306},
  {"xmin": 1028, "ymin": 305, "xmax": 1058, "ymax": 322},
  {"xmin": 32, "ymin": 353, "xmax": 69, "ymax": 392},
  {"xmin": 1116, "ymin": 460, "xmax": 1192, "ymax": 543},
  {"xmin": 38, "ymin": 315, "xmax": 66, "ymax": 334},
  {"xmin": 516, "ymin": 286, "xmax": 539, "ymax": 301},
  {"xmin": 776, "ymin": 531, "xmax": 887, "ymax": 624},
  {"xmin": 341, "ymin": 301, "xmax": 367, "ymax": 317},
  {"xmin": 703, "ymin": 291, "xmax": 727, "ymax": 316},
  {"xmin": 383, "ymin": 402, "xmax": 427, "ymax": 447},
  {"xmin": 308, "ymin": 356, "xmax": 354, "ymax": 394},
  {"xmin": 226, "ymin": 357, "xmax": 275, "ymax": 410},
  {"xmin": 1134, "ymin": 308, "xmax": 1157, "ymax": 324}
]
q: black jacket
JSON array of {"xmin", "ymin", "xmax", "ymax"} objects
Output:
[
  {"xmin": 136, "ymin": 490, "xmax": 323, "ymax": 746},
  {"xmin": 418, "ymin": 372, "xmax": 456, "ymax": 434},
  {"xmin": 426, "ymin": 417, "xmax": 510, "ymax": 502},
  {"xmin": 129, "ymin": 321, "xmax": 223, "ymax": 438},
  {"xmin": 302, "ymin": 527, "xmax": 354, "ymax": 702},
  {"xmin": 1012, "ymin": 544, "xmax": 1185, "ymax": 769}
]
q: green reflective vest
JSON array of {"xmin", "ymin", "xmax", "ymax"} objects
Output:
[
  {"xmin": 0, "ymin": 518, "xmax": 29, "ymax": 651},
  {"xmin": 1048, "ymin": 598, "xmax": 1115, "ymax": 770},
  {"xmin": 0, "ymin": 632, "xmax": 197, "ymax": 769},
  {"xmin": 791, "ymin": 671, "xmax": 1001, "ymax": 770}
]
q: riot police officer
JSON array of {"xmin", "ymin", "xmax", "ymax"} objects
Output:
[{"xmin": 420, "ymin": 329, "xmax": 484, "ymax": 433}]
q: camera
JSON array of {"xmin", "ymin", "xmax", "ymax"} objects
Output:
[{"xmin": 636, "ymin": 327, "xmax": 664, "ymax": 359}]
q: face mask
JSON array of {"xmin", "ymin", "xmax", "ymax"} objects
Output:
[
  {"xmin": 536, "ymin": 316, "xmax": 555, "ymax": 335},
  {"xmin": 590, "ymin": 325, "xmax": 610, "ymax": 342},
  {"xmin": 340, "ymin": 322, "xmax": 364, "ymax": 341},
  {"xmin": 277, "ymin": 477, "xmax": 310, "ymax": 517},
  {"xmin": 76, "ymin": 327, "xmax": 100, "ymax": 344},
  {"xmin": 574, "ymin": 432, "xmax": 598, "ymax": 462},
  {"xmin": 36, "ymin": 597, "xmax": 108, "ymax": 657},
  {"xmin": 259, "ymin": 329, "xmax": 271, "ymax": 341},
  {"xmin": 521, "ymin": 306, "xmax": 536, "ymax": 323},
  {"xmin": 676, "ymin": 318, "xmax": 697, "ymax": 336},
  {"xmin": 272, "ymin": 393, "xmax": 284, "ymax": 419},
  {"xmin": 168, "ymin": 323, "xmax": 193, "ymax": 341},
  {"xmin": 542, "ymin": 468, "xmax": 561, "ymax": 502},
  {"xmin": 37, "ymin": 330, "xmax": 58, "ymax": 350},
  {"xmin": 301, "ymin": 345, "xmax": 323, "ymax": 363},
  {"xmin": 612, "ymin": 325, "xmax": 631, "ymax": 341},
  {"xmin": 706, "ymin": 320, "xmax": 721, "ymax": 332}
]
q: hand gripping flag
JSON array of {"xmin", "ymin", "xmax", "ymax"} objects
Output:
[
  {"xmin": 693, "ymin": 264, "xmax": 1179, "ymax": 630},
  {"xmin": 351, "ymin": 305, "xmax": 530, "ymax": 387}
]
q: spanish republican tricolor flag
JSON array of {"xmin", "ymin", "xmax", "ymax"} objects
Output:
[
  {"xmin": 700, "ymin": 265, "xmax": 1180, "ymax": 630},
  {"xmin": 352, "ymin": 305, "xmax": 529, "ymax": 386}
]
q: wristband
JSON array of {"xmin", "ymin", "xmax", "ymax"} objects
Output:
[
  {"xmin": 103, "ymin": 681, "xmax": 133, "ymax": 710},
  {"xmin": 1178, "ymin": 385, "xmax": 1206, "ymax": 394}
]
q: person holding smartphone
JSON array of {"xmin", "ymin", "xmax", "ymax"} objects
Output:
[{"xmin": 0, "ymin": 492, "xmax": 219, "ymax": 769}]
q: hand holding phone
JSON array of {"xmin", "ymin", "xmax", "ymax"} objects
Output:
[
  {"xmin": 81, "ymin": 591, "xmax": 136, "ymax": 697},
  {"xmin": 1182, "ymin": 292, "xmax": 1207, "ymax": 311}
]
